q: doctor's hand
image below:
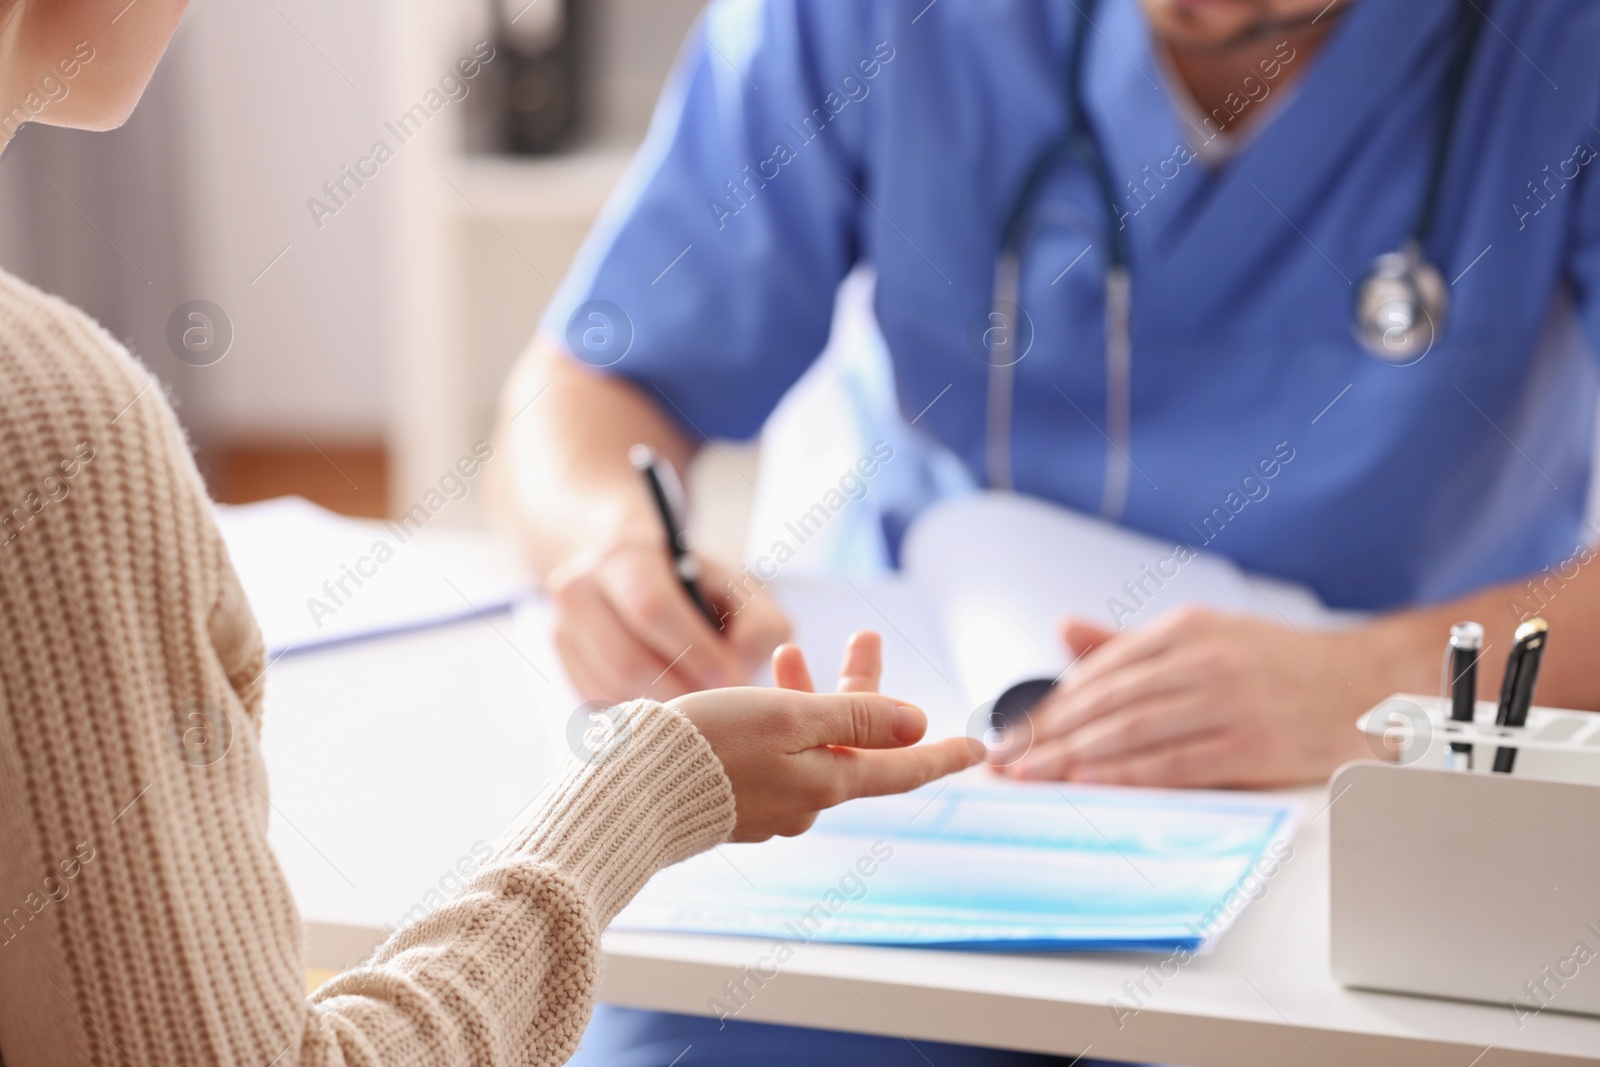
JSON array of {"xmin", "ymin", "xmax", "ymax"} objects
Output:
[
  {"xmin": 547, "ymin": 540, "xmax": 790, "ymax": 703},
  {"xmin": 999, "ymin": 608, "xmax": 1387, "ymax": 788},
  {"xmin": 673, "ymin": 631, "xmax": 980, "ymax": 841}
]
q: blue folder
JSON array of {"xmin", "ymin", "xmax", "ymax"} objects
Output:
[{"xmin": 613, "ymin": 779, "xmax": 1300, "ymax": 953}]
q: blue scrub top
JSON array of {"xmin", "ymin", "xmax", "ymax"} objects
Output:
[{"xmin": 542, "ymin": 0, "xmax": 1600, "ymax": 612}]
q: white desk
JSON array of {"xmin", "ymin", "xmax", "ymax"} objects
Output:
[{"xmin": 263, "ymin": 611, "xmax": 1600, "ymax": 1066}]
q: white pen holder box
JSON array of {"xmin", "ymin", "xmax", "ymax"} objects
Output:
[{"xmin": 1330, "ymin": 695, "xmax": 1600, "ymax": 1018}]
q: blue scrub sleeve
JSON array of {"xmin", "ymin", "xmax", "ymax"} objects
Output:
[
  {"xmin": 542, "ymin": 0, "xmax": 887, "ymax": 441},
  {"xmin": 1564, "ymin": 36, "xmax": 1600, "ymax": 358}
]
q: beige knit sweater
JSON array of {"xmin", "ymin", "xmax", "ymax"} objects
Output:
[{"xmin": 0, "ymin": 268, "xmax": 738, "ymax": 1066}]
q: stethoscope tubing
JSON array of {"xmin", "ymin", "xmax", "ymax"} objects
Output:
[{"xmin": 982, "ymin": 0, "xmax": 1483, "ymax": 505}]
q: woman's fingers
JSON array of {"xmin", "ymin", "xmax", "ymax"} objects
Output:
[
  {"xmin": 670, "ymin": 634, "xmax": 977, "ymax": 843},
  {"xmin": 771, "ymin": 631, "xmax": 883, "ymax": 694},
  {"xmin": 836, "ymin": 631, "xmax": 882, "ymax": 693},
  {"xmin": 673, "ymin": 685, "xmax": 974, "ymax": 842},
  {"xmin": 800, "ymin": 691, "xmax": 928, "ymax": 749},
  {"xmin": 829, "ymin": 738, "xmax": 981, "ymax": 799},
  {"xmin": 771, "ymin": 643, "xmax": 815, "ymax": 692}
]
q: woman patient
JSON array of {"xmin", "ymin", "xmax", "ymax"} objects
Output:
[{"xmin": 0, "ymin": 3, "xmax": 977, "ymax": 1063}]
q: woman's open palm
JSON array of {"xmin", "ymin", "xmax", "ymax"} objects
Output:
[{"xmin": 672, "ymin": 632, "xmax": 978, "ymax": 841}]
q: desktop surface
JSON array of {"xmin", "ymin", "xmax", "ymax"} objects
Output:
[{"xmin": 262, "ymin": 602, "xmax": 1600, "ymax": 1067}]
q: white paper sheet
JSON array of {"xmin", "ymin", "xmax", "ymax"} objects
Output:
[
  {"xmin": 215, "ymin": 497, "xmax": 530, "ymax": 657},
  {"xmin": 901, "ymin": 492, "xmax": 1351, "ymax": 707}
]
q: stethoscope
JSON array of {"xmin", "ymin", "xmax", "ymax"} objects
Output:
[{"xmin": 983, "ymin": 0, "xmax": 1487, "ymax": 518}]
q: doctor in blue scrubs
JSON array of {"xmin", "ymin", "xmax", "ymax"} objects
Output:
[{"xmin": 494, "ymin": 0, "xmax": 1600, "ymax": 1060}]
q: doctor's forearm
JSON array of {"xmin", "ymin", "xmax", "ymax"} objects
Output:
[
  {"xmin": 489, "ymin": 337, "xmax": 697, "ymax": 578},
  {"xmin": 1367, "ymin": 553, "xmax": 1600, "ymax": 712}
]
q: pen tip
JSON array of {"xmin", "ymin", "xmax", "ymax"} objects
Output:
[{"xmin": 628, "ymin": 443, "xmax": 654, "ymax": 470}]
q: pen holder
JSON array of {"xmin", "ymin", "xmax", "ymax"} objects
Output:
[
  {"xmin": 1356, "ymin": 692, "xmax": 1600, "ymax": 783},
  {"xmin": 1329, "ymin": 695, "xmax": 1600, "ymax": 1018}
]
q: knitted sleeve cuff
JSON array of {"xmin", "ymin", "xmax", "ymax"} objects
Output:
[{"xmin": 508, "ymin": 700, "xmax": 737, "ymax": 926}]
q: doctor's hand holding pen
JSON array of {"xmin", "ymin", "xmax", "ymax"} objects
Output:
[
  {"xmin": 545, "ymin": 539, "xmax": 788, "ymax": 700},
  {"xmin": 998, "ymin": 572, "xmax": 1600, "ymax": 788},
  {"xmin": 491, "ymin": 345, "xmax": 792, "ymax": 702}
]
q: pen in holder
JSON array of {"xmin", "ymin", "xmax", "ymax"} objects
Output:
[
  {"xmin": 1441, "ymin": 621, "xmax": 1482, "ymax": 770},
  {"xmin": 1357, "ymin": 693, "xmax": 1600, "ymax": 783}
]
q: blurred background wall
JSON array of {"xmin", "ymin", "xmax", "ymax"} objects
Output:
[{"xmin": 0, "ymin": 0, "xmax": 721, "ymax": 525}]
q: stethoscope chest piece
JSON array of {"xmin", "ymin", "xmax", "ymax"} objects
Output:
[{"xmin": 1353, "ymin": 241, "xmax": 1448, "ymax": 364}]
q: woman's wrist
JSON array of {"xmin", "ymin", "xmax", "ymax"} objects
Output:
[{"xmin": 509, "ymin": 700, "xmax": 735, "ymax": 925}]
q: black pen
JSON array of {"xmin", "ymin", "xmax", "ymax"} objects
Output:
[
  {"xmin": 1446, "ymin": 621, "xmax": 1482, "ymax": 771},
  {"xmin": 629, "ymin": 444, "xmax": 722, "ymax": 630},
  {"xmin": 1492, "ymin": 617, "xmax": 1548, "ymax": 774}
]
